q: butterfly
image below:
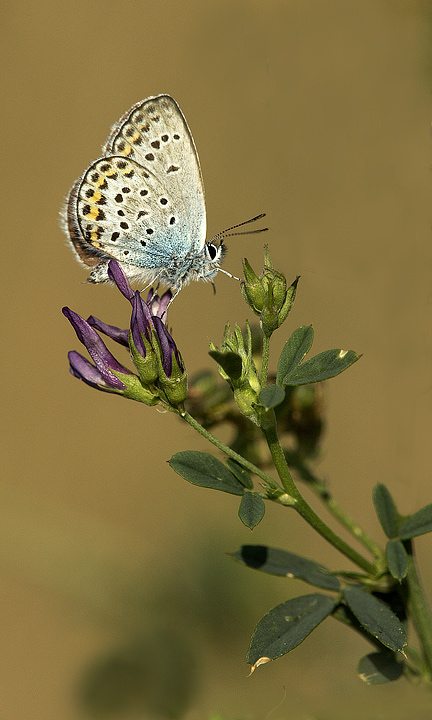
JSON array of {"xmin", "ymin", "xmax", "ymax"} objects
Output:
[{"xmin": 62, "ymin": 94, "xmax": 266, "ymax": 301}]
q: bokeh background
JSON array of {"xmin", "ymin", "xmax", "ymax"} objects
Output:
[{"xmin": 2, "ymin": 1, "xmax": 432, "ymax": 718}]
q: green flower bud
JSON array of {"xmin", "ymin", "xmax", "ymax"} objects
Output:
[
  {"xmin": 241, "ymin": 248, "xmax": 299, "ymax": 337},
  {"xmin": 277, "ymin": 276, "xmax": 299, "ymax": 326},
  {"xmin": 157, "ymin": 350, "xmax": 188, "ymax": 407},
  {"xmin": 209, "ymin": 322, "xmax": 261, "ymax": 424},
  {"xmin": 129, "ymin": 330, "xmax": 159, "ymax": 385},
  {"xmin": 241, "ymin": 258, "xmax": 267, "ymax": 313}
]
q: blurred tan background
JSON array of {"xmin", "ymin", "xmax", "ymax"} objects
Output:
[{"xmin": 2, "ymin": 0, "xmax": 432, "ymax": 718}]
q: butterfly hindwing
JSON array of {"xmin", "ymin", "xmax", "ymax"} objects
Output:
[{"xmin": 71, "ymin": 155, "xmax": 196, "ymax": 274}]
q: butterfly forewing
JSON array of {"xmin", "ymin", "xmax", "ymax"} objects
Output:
[{"xmin": 103, "ymin": 94, "xmax": 206, "ymax": 252}]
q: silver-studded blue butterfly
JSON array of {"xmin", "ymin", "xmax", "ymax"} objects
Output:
[{"xmin": 63, "ymin": 94, "xmax": 266, "ymax": 300}]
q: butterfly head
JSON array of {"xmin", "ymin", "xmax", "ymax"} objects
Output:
[
  {"xmin": 170, "ymin": 240, "xmax": 227, "ymax": 290},
  {"xmin": 204, "ymin": 240, "xmax": 226, "ymax": 268}
]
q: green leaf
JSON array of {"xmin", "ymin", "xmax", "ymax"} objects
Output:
[
  {"xmin": 373, "ymin": 484, "xmax": 398, "ymax": 539},
  {"xmin": 276, "ymin": 325, "xmax": 314, "ymax": 385},
  {"xmin": 231, "ymin": 545, "xmax": 340, "ymax": 590},
  {"xmin": 247, "ymin": 594, "xmax": 336, "ymax": 670},
  {"xmin": 399, "ymin": 503, "xmax": 432, "ymax": 540},
  {"xmin": 385, "ymin": 540, "xmax": 408, "ymax": 580},
  {"xmin": 259, "ymin": 384, "xmax": 285, "ymax": 408},
  {"xmin": 169, "ymin": 451, "xmax": 245, "ymax": 496},
  {"xmin": 238, "ymin": 493, "xmax": 265, "ymax": 529},
  {"xmin": 282, "ymin": 349, "xmax": 360, "ymax": 386},
  {"xmin": 208, "ymin": 350, "xmax": 242, "ymax": 380},
  {"xmin": 225, "ymin": 459, "xmax": 253, "ymax": 489},
  {"xmin": 343, "ymin": 587, "xmax": 406, "ymax": 653},
  {"xmin": 357, "ymin": 651, "xmax": 404, "ymax": 684}
]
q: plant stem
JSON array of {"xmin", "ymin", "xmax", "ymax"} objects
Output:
[
  {"xmin": 291, "ymin": 458, "xmax": 385, "ymax": 566},
  {"xmin": 181, "ymin": 410, "xmax": 281, "ymax": 492},
  {"xmin": 405, "ymin": 550, "xmax": 432, "ymax": 677},
  {"xmin": 260, "ymin": 334, "xmax": 270, "ymax": 390},
  {"xmin": 323, "ymin": 492, "xmax": 385, "ymax": 567},
  {"xmin": 261, "ymin": 409, "xmax": 377, "ymax": 575}
]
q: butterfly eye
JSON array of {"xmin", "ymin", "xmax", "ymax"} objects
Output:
[{"xmin": 205, "ymin": 243, "xmax": 220, "ymax": 262}]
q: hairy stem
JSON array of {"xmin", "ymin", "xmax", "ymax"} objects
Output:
[{"xmin": 260, "ymin": 335, "xmax": 270, "ymax": 391}]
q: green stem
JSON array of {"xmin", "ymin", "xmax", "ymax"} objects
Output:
[
  {"xmin": 293, "ymin": 459, "xmax": 384, "ymax": 566},
  {"xmin": 181, "ymin": 410, "xmax": 281, "ymax": 492},
  {"xmin": 260, "ymin": 335, "xmax": 270, "ymax": 390},
  {"xmin": 261, "ymin": 410, "xmax": 376, "ymax": 575},
  {"xmin": 324, "ymin": 493, "xmax": 385, "ymax": 567},
  {"xmin": 405, "ymin": 550, "xmax": 432, "ymax": 676}
]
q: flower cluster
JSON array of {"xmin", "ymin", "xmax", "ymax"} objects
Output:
[{"xmin": 63, "ymin": 261, "xmax": 187, "ymax": 409}]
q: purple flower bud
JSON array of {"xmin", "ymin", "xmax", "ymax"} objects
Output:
[
  {"xmin": 128, "ymin": 293, "xmax": 159, "ymax": 384},
  {"xmin": 87, "ymin": 316, "xmax": 129, "ymax": 347},
  {"xmin": 131, "ymin": 291, "xmax": 154, "ymax": 358},
  {"xmin": 145, "ymin": 288, "xmax": 172, "ymax": 322},
  {"xmin": 151, "ymin": 317, "xmax": 187, "ymax": 405},
  {"xmin": 107, "ymin": 260, "xmax": 134, "ymax": 301},
  {"xmin": 108, "ymin": 260, "xmax": 171, "ymax": 323},
  {"xmin": 153, "ymin": 316, "xmax": 183, "ymax": 378},
  {"xmin": 68, "ymin": 351, "xmax": 126, "ymax": 391},
  {"xmin": 62, "ymin": 307, "xmax": 132, "ymax": 390}
]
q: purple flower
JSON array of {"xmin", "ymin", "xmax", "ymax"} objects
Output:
[
  {"xmin": 62, "ymin": 307, "xmax": 132, "ymax": 391},
  {"xmin": 107, "ymin": 260, "xmax": 135, "ymax": 301},
  {"xmin": 127, "ymin": 292, "xmax": 159, "ymax": 385},
  {"xmin": 128, "ymin": 291, "xmax": 185, "ymax": 393},
  {"xmin": 67, "ymin": 351, "xmax": 121, "ymax": 391},
  {"xmin": 153, "ymin": 316, "xmax": 184, "ymax": 378},
  {"xmin": 145, "ymin": 288, "xmax": 172, "ymax": 321},
  {"xmin": 107, "ymin": 260, "xmax": 172, "ymax": 323},
  {"xmin": 86, "ymin": 316, "xmax": 129, "ymax": 347},
  {"xmin": 88, "ymin": 260, "xmax": 172, "ymax": 355},
  {"xmin": 131, "ymin": 291, "xmax": 154, "ymax": 356},
  {"xmin": 151, "ymin": 317, "xmax": 187, "ymax": 406},
  {"xmin": 63, "ymin": 259, "xmax": 186, "ymax": 407}
]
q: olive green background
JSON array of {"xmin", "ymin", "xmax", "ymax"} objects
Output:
[{"xmin": 2, "ymin": 1, "xmax": 432, "ymax": 718}]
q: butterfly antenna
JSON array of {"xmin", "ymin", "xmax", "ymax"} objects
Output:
[{"xmin": 211, "ymin": 213, "xmax": 268, "ymax": 243}]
